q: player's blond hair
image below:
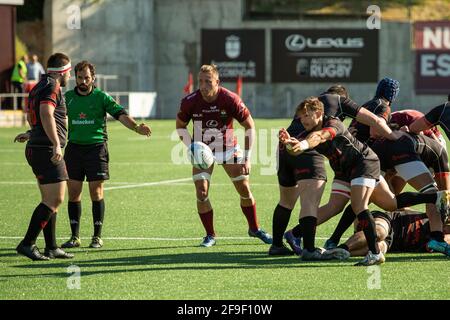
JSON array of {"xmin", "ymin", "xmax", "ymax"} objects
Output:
[
  {"xmin": 297, "ymin": 97, "xmax": 324, "ymax": 114},
  {"xmin": 199, "ymin": 64, "xmax": 219, "ymax": 79}
]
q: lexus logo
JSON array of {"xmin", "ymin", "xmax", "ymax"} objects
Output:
[
  {"xmin": 206, "ymin": 120, "xmax": 219, "ymax": 128},
  {"xmin": 285, "ymin": 34, "xmax": 307, "ymax": 51},
  {"xmin": 285, "ymin": 34, "xmax": 364, "ymax": 51}
]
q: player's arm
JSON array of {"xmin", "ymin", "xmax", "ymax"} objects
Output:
[
  {"xmin": 239, "ymin": 114, "xmax": 255, "ymax": 175},
  {"xmin": 409, "ymin": 117, "xmax": 432, "ymax": 134},
  {"xmin": 40, "ymin": 103, "xmax": 62, "ymax": 164},
  {"xmin": 286, "ymin": 129, "xmax": 332, "ymax": 156},
  {"xmin": 356, "ymin": 108, "xmax": 402, "ymax": 140},
  {"xmin": 176, "ymin": 116, "xmax": 192, "ymax": 147},
  {"xmin": 118, "ymin": 114, "xmax": 151, "ymax": 137},
  {"xmin": 239, "ymin": 114, "xmax": 255, "ymax": 162}
]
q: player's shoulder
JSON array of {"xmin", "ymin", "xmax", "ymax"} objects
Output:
[
  {"xmin": 92, "ymin": 87, "xmax": 111, "ymax": 98},
  {"xmin": 181, "ymin": 90, "xmax": 201, "ymax": 105},
  {"xmin": 218, "ymin": 87, "xmax": 241, "ymax": 102}
]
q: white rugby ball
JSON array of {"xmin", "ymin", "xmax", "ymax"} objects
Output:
[{"xmin": 188, "ymin": 141, "xmax": 215, "ymax": 170}]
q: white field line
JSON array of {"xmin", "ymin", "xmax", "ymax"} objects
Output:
[
  {"xmin": 0, "ymin": 236, "xmax": 328, "ymax": 241},
  {"xmin": 0, "ymin": 181, "xmax": 279, "ymax": 187},
  {"xmin": 103, "ymin": 178, "xmax": 192, "ymax": 190}
]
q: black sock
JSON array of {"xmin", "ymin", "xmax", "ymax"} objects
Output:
[
  {"xmin": 292, "ymin": 223, "xmax": 302, "ymax": 238},
  {"xmin": 357, "ymin": 210, "xmax": 379, "ymax": 254},
  {"xmin": 43, "ymin": 213, "xmax": 57, "ymax": 250},
  {"xmin": 395, "ymin": 192, "xmax": 436, "ymax": 209},
  {"xmin": 23, "ymin": 203, "xmax": 53, "ymax": 246},
  {"xmin": 272, "ymin": 204, "xmax": 292, "ymax": 247},
  {"xmin": 329, "ymin": 205, "xmax": 356, "ymax": 244},
  {"xmin": 337, "ymin": 244, "xmax": 349, "ymax": 251},
  {"xmin": 430, "ymin": 231, "xmax": 445, "ymax": 242},
  {"xmin": 92, "ymin": 199, "xmax": 105, "ymax": 237},
  {"xmin": 68, "ymin": 201, "xmax": 81, "ymax": 237},
  {"xmin": 299, "ymin": 216, "xmax": 317, "ymax": 252}
]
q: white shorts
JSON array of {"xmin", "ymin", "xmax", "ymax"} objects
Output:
[{"xmin": 394, "ymin": 161, "xmax": 430, "ymax": 181}]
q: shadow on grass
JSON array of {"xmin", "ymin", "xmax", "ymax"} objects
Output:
[
  {"xmin": 2, "ymin": 248, "xmax": 448, "ymax": 280},
  {"xmin": 1, "ymin": 249, "xmax": 353, "ymax": 279}
]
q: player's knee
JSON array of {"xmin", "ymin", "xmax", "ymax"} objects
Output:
[
  {"xmin": 378, "ymin": 241, "xmax": 388, "ymax": 254},
  {"xmin": 375, "ymin": 224, "xmax": 388, "ymax": 241},
  {"xmin": 196, "ymin": 190, "xmax": 209, "ymax": 202}
]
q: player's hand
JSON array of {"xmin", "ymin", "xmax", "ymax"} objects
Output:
[
  {"xmin": 285, "ymin": 138, "xmax": 303, "ymax": 156},
  {"xmin": 136, "ymin": 123, "xmax": 152, "ymax": 137},
  {"xmin": 242, "ymin": 158, "xmax": 251, "ymax": 176},
  {"xmin": 14, "ymin": 132, "xmax": 30, "ymax": 143},
  {"xmin": 278, "ymin": 128, "xmax": 291, "ymax": 145},
  {"xmin": 399, "ymin": 125, "xmax": 410, "ymax": 132},
  {"xmin": 51, "ymin": 145, "xmax": 63, "ymax": 164}
]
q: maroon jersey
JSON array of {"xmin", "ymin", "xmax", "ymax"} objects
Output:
[
  {"xmin": 27, "ymin": 75, "xmax": 67, "ymax": 147},
  {"xmin": 177, "ymin": 87, "xmax": 250, "ymax": 151},
  {"xmin": 391, "ymin": 109, "xmax": 441, "ymax": 140}
]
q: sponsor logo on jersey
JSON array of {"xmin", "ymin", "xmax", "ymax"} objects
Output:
[
  {"xmin": 206, "ymin": 120, "xmax": 219, "ymax": 128},
  {"xmin": 72, "ymin": 119, "xmax": 95, "ymax": 125}
]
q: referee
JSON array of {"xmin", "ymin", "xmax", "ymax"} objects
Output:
[{"xmin": 61, "ymin": 61, "xmax": 151, "ymax": 249}]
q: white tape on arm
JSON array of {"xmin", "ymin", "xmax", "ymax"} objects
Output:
[{"xmin": 299, "ymin": 140, "xmax": 310, "ymax": 151}]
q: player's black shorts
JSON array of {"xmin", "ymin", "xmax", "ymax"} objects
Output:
[
  {"xmin": 64, "ymin": 142, "xmax": 110, "ymax": 182},
  {"xmin": 25, "ymin": 146, "xmax": 68, "ymax": 185},
  {"xmin": 416, "ymin": 135, "xmax": 450, "ymax": 174},
  {"xmin": 277, "ymin": 147, "xmax": 327, "ymax": 187},
  {"xmin": 335, "ymin": 158, "xmax": 380, "ymax": 183}
]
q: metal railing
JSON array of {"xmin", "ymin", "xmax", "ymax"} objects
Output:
[{"xmin": 0, "ymin": 92, "xmax": 135, "ymax": 116}]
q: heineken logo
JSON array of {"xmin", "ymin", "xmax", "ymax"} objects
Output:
[{"xmin": 72, "ymin": 119, "xmax": 95, "ymax": 125}]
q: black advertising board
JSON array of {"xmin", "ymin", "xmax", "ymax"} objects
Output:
[
  {"xmin": 201, "ymin": 29, "xmax": 265, "ymax": 82},
  {"xmin": 272, "ymin": 29, "xmax": 379, "ymax": 82}
]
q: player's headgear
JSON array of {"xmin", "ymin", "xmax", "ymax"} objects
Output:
[
  {"xmin": 375, "ymin": 78, "xmax": 400, "ymax": 103},
  {"xmin": 327, "ymin": 84, "xmax": 348, "ymax": 99},
  {"xmin": 47, "ymin": 53, "xmax": 71, "ymax": 74}
]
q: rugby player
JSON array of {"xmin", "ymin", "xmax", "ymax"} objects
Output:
[
  {"xmin": 270, "ymin": 84, "xmax": 404, "ymax": 256},
  {"xmin": 14, "ymin": 53, "xmax": 74, "ymax": 261},
  {"xmin": 175, "ymin": 64, "xmax": 272, "ymax": 247}
]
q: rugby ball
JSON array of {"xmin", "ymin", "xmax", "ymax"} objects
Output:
[{"xmin": 188, "ymin": 141, "xmax": 215, "ymax": 170}]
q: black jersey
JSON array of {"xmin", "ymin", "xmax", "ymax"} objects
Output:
[
  {"xmin": 390, "ymin": 212, "xmax": 430, "ymax": 252},
  {"xmin": 287, "ymin": 93, "xmax": 361, "ymax": 137},
  {"xmin": 424, "ymin": 102, "xmax": 450, "ymax": 140},
  {"xmin": 350, "ymin": 98, "xmax": 391, "ymax": 144},
  {"xmin": 300, "ymin": 116, "xmax": 379, "ymax": 177},
  {"xmin": 27, "ymin": 75, "xmax": 67, "ymax": 147}
]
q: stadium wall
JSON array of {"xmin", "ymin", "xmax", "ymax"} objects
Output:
[{"xmin": 46, "ymin": 0, "xmax": 446, "ymax": 119}]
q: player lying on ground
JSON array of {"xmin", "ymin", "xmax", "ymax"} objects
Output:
[{"xmin": 324, "ymin": 209, "xmax": 450, "ymax": 259}]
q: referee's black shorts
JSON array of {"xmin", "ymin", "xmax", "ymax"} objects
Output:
[
  {"xmin": 64, "ymin": 142, "xmax": 110, "ymax": 182},
  {"xmin": 25, "ymin": 146, "xmax": 68, "ymax": 185}
]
